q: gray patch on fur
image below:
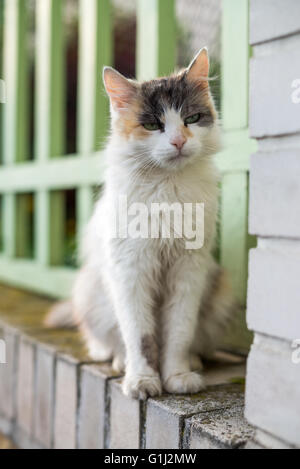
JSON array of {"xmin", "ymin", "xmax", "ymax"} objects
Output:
[
  {"xmin": 141, "ymin": 334, "xmax": 159, "ymax": 372},
  {"xmin": 138, "ymin": 73, "xmax": 214, "ymax": 129}
]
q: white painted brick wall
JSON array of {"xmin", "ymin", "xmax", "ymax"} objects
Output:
[
  {"xmin": 109, "ymin": 380, "xmax": 142, "ymax": 449},
  {"xmin": 247, "ymin": 241, "xmax": 300, "ymax": 342},
  {"xmin": 16, "ymin": 338, "xmax": 35, "ymax": 439},
  {"xmin": 54, "ymin": 356, "xmax": 79, "ymax": 450},
  {"xmin": 34, "ymin": 347, "xmax": 56, "ymax": 449},
  {"xmin": 245, "ymin": 335, "xmax": 300, "ymax": 447},
  {"xmin": 250, "ymin": 43, "xmax": 300, "ymax": 138},
  {"xmin": 78, "ymin": 364, "xmax": 119, "ymax": 449},
  {"xmin": 146, "ymin": 399, "xmax": 181, "ymax": 449},
  {"xmin": 249, "ymin": 152, "xmax": 300, "ymax": 238},
  {"xmin": 0, "ymin": 326, "xmax": 18, "ymax": 434},
  {"xmin": 250, "ymin": 0, "xmax": 300, "ymax": 45},
  {"xmin": 246, "ymin": 0, "xmax": 300, "ymax": 449}
]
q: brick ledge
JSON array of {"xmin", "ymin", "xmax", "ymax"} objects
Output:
[{"xmin": 0, "ymin": 284, "xmax": 254, "ymax": 449}]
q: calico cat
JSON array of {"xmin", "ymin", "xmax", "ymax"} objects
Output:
[{"xmin": 46, "ymin": 48, "xmax": 235, "ymax": 400}]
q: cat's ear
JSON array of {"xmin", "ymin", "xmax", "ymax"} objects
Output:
[
  {"xmin": 103, "ymin": 67, "xmax": 137, "ymax": 111},
  {"xmin": 186, "ymin": 48, "xmax": 210, "ymax": 87}
]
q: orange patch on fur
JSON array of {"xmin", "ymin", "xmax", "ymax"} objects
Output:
[
  {"xmin": 116, "ymin": 100, "xmax": 149, "ymax": 140},
  {"xmin": 182, "ymin": 125, "xmax": 193, "ymax": 139},
  {"xmin": 132, "ymin": 126, "xmax": 151, "ymax": 139}
]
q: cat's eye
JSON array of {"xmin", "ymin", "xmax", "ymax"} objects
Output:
[
  {"xmin": 185, "ymin": 113, "xmax": 201, "ymax": 125},
  {"xmin": 143, "ymin": 123, "xmax": 160, "ymax": 131}
]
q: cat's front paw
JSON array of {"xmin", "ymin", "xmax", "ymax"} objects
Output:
[
  {"xmin": 122, "ymin": 374, "xmax": 162, "ymax": 400},
  {"xmin": 163, "ymin": 371, "xmax": 206, "ymax": 394}
]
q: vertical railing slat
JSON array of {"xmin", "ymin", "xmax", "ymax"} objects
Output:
[
  {"xmin": 3, "ymin": 0, "xmax": 29, "ymax": 165},
  {"xmin": 76, "ymin": 185, "xmax": 94, "ymax": 260},
  {"xmin": 77, "ymin": 0, "xmax": 97, "ymax": 156},
  {"xmin": 137, "ymin": 0, "xmax": 176, "ymax": 81},
  {"xmin": 0, "ymin": 0, "xmax": 5, "ymax": 164},
  {"xmin": 220, "ymin": 0, "xmax": 250, "ymax": 304},
  {"xmin": 0, "ymin": 1, "xmax": 3, "ymax": 253},
  {"xmin": 94, "ymin": 0, "xmax": 112, "ymax": 150},
  {"xmin": 2, "ymin": 0, "xmax": 28, "ymax": 259},
  {"xmin": 35, "ymin": 0, "xmax": 65, "ymax": 161},
  {"xmin": 222, "ymin": 0, "xmax": 249, "ymax": 131},
  {"xmin": 16, "ymin": 194, "xmax": 32, "ymax": 259},
  {"xmin": 3, "ymin": 193, "xmax": 15, "ymax": 258},
  {"xmin": 77, "ymin": 0, "xmax": 112, "ymax": 155},
  {"xmin": 221, "ymin": 174, "xmax": 248, "ymax": 301},
  {"xmin": 220, "ymin": 0, "xmax": 254, "ymax": 351},
  {"xmin": 35, "ymin": 0, "xmax": 65, "ymax": 266},
  {"xmin": 50, "ymin": 190, "xmax": 65, "ymax": 266},
  {"xmin": 76, "ymin": 0, "xmax": 112, "ymax": 251},
  {"xmin": 35, "ymin": 189, "xmax": 49, "ymax": 266}
]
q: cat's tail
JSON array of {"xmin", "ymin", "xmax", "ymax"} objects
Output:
[
  {"xmin": 44, "ymin": 301, "xmax": 78, "ymax": 329},
  {"xmin": 194, "ymin": 262, "xmax": 240, "ymax": 359}
]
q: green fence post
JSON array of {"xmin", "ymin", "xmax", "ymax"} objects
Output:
[
  {"xmin": 2, "ymin": 0, "xmax": 29, "ymax": 259},
  {"xmin": 0, "ymin": 1, "xmax": 4, "ymax": 255},
  {"xmin": 16, "ymin": 194, "xmax": 33, "ymax": 259},
  {"xmin": 222, "ymin": 0, "xmax": 249, "ymax": 131},
  {"xmin": 220, "ymin": 0, "xmax": 256, "ymax": 351},
  {"xmin": 3, "ymin": 193, "xmax": 15, "ymax": 258},
  {"xmin": 76, "ymin": 0, "xmax": 112, "ymax": 254},
  {"xmin": 137, "ymin": 0, "xmax": 176, "ymax": 81},
  {"xmin": 49, "ymin": 190, "xmax": 66, "ymax": 266},
  {"xmin": 0, "ymin": 0, "xmax": 4, "ymax": 164},
  {"xmin": 35, "ymin": 0, "xmax": 65, "ymax": 161},
  {"xmin": 2, "ymin": 0, "xmax": 29, "ymax": 165},
  {"xmin": 220, "ymin": 0, "xmax": 250, "ymax": 301},
  {"xmin": 35, "ymin": 0, "xmax": 65, "ymax": 266}
]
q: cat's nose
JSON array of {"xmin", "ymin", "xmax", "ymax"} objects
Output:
[{"xmin": 170, "ymin": 135, "xmax": 187, "ymax": 150}]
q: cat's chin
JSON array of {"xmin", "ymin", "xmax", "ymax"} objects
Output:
[{"xmin": 158, "ymin": 152, "xmax": 198, "ymax": 171}]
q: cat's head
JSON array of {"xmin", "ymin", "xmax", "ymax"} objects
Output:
[{"xmin": 103, "ymin": 48, "xmax": 221, "ymax": 170}]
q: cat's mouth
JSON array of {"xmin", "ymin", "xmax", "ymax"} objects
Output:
[{"xmin": 167, "ymin": 150, "xmax": 189, "ymax": 162}]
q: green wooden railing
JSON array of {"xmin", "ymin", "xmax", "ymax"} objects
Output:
[
  {"xmin": 218, "ymin": 0, "xmax": 257, "ymax": 349},
  {"xmin": 0, "ymin": 0, "xmax": 255, "ymax": 349}
]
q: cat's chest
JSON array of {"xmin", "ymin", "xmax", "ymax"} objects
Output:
[{"xmin": 127, "ymin": 178, "xmax": 211, "ymax": 207}]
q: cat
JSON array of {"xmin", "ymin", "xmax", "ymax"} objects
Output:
[{"xmin": 46, "ymin": 48, "xmax": 235, "ymax": 400}]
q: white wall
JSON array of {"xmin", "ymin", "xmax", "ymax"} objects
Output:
[{"xmin": 246, "ymin": 0, "xmax": 300, "ymax": 449}]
